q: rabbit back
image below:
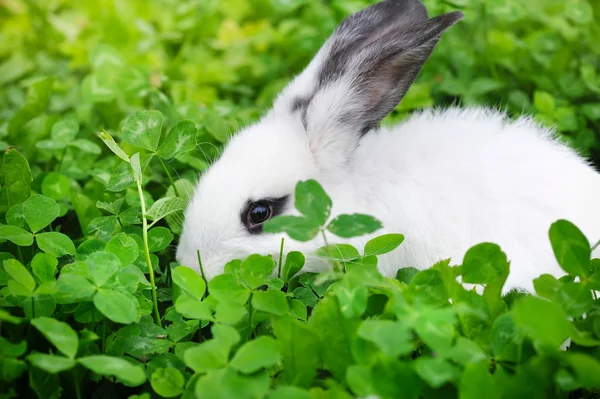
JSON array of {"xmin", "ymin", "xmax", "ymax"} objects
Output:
[{"xmin": 347, "ymin": 107, "xmax": 600, "ymax": 291}]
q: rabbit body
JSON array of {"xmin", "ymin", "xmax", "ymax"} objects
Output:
[
  {"xmin": 324, "ymin": 107, "xmax": 600, "ymax": 292},
  {"xmin": 176, "ymin": 0, "xmax": 600, "ymax": 293}
]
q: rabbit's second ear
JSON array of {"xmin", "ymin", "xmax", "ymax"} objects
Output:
[{"xmin": 275, "ymin": 0, "xmax": 462, "ymax": 172}]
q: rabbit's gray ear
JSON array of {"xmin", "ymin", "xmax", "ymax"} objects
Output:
[{"xmin": 274, "ymin": 0, "xmax": 462, "ymax": 170}]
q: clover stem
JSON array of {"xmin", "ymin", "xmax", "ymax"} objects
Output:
[
  {"xmin": 102, "ymin": 318, "xmax": 107, "ymax": 353},
  {"xmin": 277, "ymin": 237, "xmax": 285, "ymax": 279},
  {"xmin": 320, "ymin": 229, "xmax": 343, "ymax": 273},
  {"xmin": 196, "ymin": 250, "xmax": 208, "ymax": 298},
  {"xmin": 248, "ymin": 292, "xmax": 254, "ymax": 338},
  {"xmin": 157, "ymin": 156, "xmax": 181, "ymax": 198},
  {"xmin": 137, "ymin": 180, "xmax": 162, "ymax": 328},
  {"xmin": 591, "ymin": 239, "xmax": 600, "ymax": 252},
  {"xmin": 16, "ymin": 245, "xmax": 24, "ymax": 265}
]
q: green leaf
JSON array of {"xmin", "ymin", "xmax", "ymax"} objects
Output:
[
  {"xmin": 549, "ymin": 220, "xmax": 591, "ymax": 277},
  {"xmin": 121, "ymin": 110, "xmax": 163, "ymax": 152},
  {"xmin": 2, "ymin": 147, "xmax": 32, "ymax": 212},
  {"xmin": 252, "ymin": 290, "xmax": 289, "ymax": 316},
  {"xmin": 70, "ymin": 138, "xmax": 102, "ymax": 154},
  {"xmin": 23, "ymin": 195, "xmax": 59, "ymax": 233},
  {"xmin": 36, "ymin": 232, "xmax": 76, "ymax": 257},
  {"xmin": 533, "ymin": 274, "xmax": 563, "ymax": 299},
  {"xmin": 87, "ymin": 251, "xmax": 122, "ymax": 286},
  {"xmin": 202, "ymin": 107, "xmax": 231, "ymax": 143},
  {"xmin": 282, "ymin": 251, "xmax": 305, "ymax": 282},
  {"xmin": 294, "ymin": 179, "xmax": 332, "ymax": 225},
  {"xmin": 175, "ymin": 295, "xmax": 213, "ymax": 320},
  {"xmin": 4, "ymin": 259, "xmax": 35, "ymax": 292},
  {"xmin": 27, "ymin": 353, "xmax": 76, "ymax": 374},
  {"xmin": 566, "ymin": 353, "xmax": 600, "ymax": 389},
  {"xmin": 212, "ymin": 324, "xmax": 241, "ymax": 348},
  {"xmin": 327, "ymin": 214, "xmax": 382, "ymax": 238},
  {"xmin": 31, "ymin": 253, "xmax": 58, "ymax": 284},
  {"xmin": 107, "ymin": 161, "xmax": 135, "ymax": 192},
  {"xmin": 41, "ymin": 173, "xmax": 71, "ymax": 200},
  {"xmin": 98, "ymin": 130, "xmax": 130, "ymax": 163},
  {"xmin": 395, "ymin": 267, "xmax": 419, "ymax": 285},
  {"xmin": 333, "ymin": 276, "xmax": 368, "ymax": 319},
  {"xmin": 490, "ymin": 314, "xmax": 522, "ymax": 362},
  {"xmin": 0, "ymin": 224, "xmax": 34, "ymax": 246},
  {"xmin": 78, "ymin": 355, "xmax": 146, "ymax": 386},
  {"xmin": 273, "ymin": 316, "xmax": 319, "ymax": 387},
  {"xmin": 263, "ymin": 215, "xmax": 321, "ymax": 241},
  {"xmin": 370, "ymin": 359, "xmax": 422, "ymax": 399},
  {"xmin": 184, "ymin": 339, "xmax": 230, "ymax": 373},
  {"xmin": 357, "ymin": 319, "xmax": 414, "ymax": 357},
  {"xmin": 413, "ymin": 357, "xmax": 458, "ymax": 388},
  {"xmin": 461, "ymin": 243, "xmax": 509, "ymax": 284},
  {"xmin": 448, "ymin": 337, "xmax": 488, "ymax": 365},
  {"xmin": 241, "ymin": 254, "xmax": 275, "ymax": 289},
  {"xmin": 363, "ymin": 234, "xmax": 405, "ymax": 257},
  {"xmin": 230, "ymin": 336, "xmax": 281, "ymax": 374},
  {"xmin": 56, "ymin": 274, "xmax": 96, "ymax": 303},
  {"xmin": 0, "ymin": 53, "xmax": 34, "ymax": 86},
  {"xmin": 172, "ymin": 266, "xmax": 206, "ymax": 299},
  {"xmin": 31, "ymin": 317, "xmax": 79, "ymax": 359},
  {"xmin": 267, "ymin": 386, "xmax": 311, "ymax": 399},
  {"xmin": 150, "ymin": 367, "xmax": 185, "ymax": 398},
  {"xmin": 157, "ymin": 120, "xmax": 197, "ymax": 159},
  {"xmin": 147, "ymin": 226, "xmax": 174, "ymax": 252},
  {"xmin": 106, "ymin": 232, "xmax": 139, "ymax": 266},
  {"xmin": 208, "ymin": 274, "xmax": 251, "ymax": 305},
  {"xmin": 414, "ymin": 308, "xmax": 456, "ymax": 355},
  {"xmin": 405, "ymin": 269, "xmax": 449, "ymax": 307},
  {"xmin": 93, "ymin": 288, "xmax": 141, "ymax": 324},
  {"xmin": 316, "ymin": 244, "xmax": 360, "ymax": 262},
  {"xmin": 0, "ymin": 337, "xmax": 27, "ymax": 357},
  {"xmin": 293, "ymin": 287, "xmax": 318, "ymax": 308},
  {"xmin": 309, "ymin": 296, "xmax": 359, "ymax": 380},
  {"xmin": 195, "ymin": 368, "xmax": 270, "ymax": 399},
  {"xmin": 130, "ymin": 152, "xmax": 142, "ymax": 183},
  {"xmin": 51, "ymin": 119, "xmax": 79, "ymax": 142},
  {"xmin": 97, "ymin": 198, "xmax": 125, "ymax": 215},
  {"xmin": 513, "ymin": 296, "xmax": 570, "ymax": 348},
  {"xmin": 459, "ymin": 361, "xmax": 499, "ymax": 399},
  {"xmin": 533, "ymin": 90, "xmax": 556, "ymax": 113},
  {"xmin": 554, "ymin": 282, "xmax": 593, "ymax": 318},
  {"xmin": 88, "ymin": 216, "xmax": 121, "ymax": 240},
  {"xmin": 6, "ymin": 203, "xmax": 26, "ymax": 228}
]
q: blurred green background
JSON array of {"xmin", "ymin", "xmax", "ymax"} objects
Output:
[{"xmin": 1, "ymin": 0, "xmax": 599, "ymax": 169}]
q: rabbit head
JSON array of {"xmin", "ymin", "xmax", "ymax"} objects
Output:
[{"xmin": 176, "ymin": 0, "xmax": 462, "ymax": 278}]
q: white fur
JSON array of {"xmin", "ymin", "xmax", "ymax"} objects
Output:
[
  {"xmin": 177, "ymin": 106, "xmax": 600, "ymax": 292},
  {"xmin": 177, "ymin": 3, "xmax": 600, "ymax": 294}
]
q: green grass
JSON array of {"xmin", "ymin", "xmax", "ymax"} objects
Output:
[{"xmin": 1, "ymin": 0, "xmax": 600, "ymax": 398}]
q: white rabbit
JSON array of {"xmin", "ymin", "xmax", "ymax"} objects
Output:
[{"xmin": 177, "ymin": 0, "xmax": 600, "ymax": 293}]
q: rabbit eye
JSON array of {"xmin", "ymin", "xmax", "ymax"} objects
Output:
[
  {"xmin": 242, "ymin": 196, "xmax": 290, "ymax": 234},
  {"xmin": 248, "ymin": 202, "xmax": 272, "ymax": 226}
]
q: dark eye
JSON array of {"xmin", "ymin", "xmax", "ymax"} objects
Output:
[
  {"xmin": 241, "ymin": 196, "xmax": 290, "ymax": 234},
  {"xmin": 247, "ymin": 201, "xmax": 273, "ymax": 227}
]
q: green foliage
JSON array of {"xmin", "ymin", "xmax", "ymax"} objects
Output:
[{"xmin": 1, "ymin": 0, "xmax": 600, "ymax": 397}]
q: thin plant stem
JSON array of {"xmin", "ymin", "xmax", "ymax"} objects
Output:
[
  {"xmin": 320, "ymin": 229, "xmax": 343, "ymax": 273},
  {"xmin": 278, "ymin": 237, "xmax": 285, "ymax": 279},
  {"xmin": 196, "ymin": 250, "xmax": 208, "ymax": 298},
  {"xmin": 102, "ymin": 318, "xmax": 107, "ymax": 353},
  {"xmin": 248, "ymin": 292, "xmax": 254, "ymax": 339},
  {"xmin": 16, "ymin": 244, "xmax": 24, "ymax": 265},
  {"xmin": 157, "ymin": 156, "xmax": 181, "ymax": 198},
  {"xmin": 137, "ymin": 180, "xmax": 162, "ymax": 328},
  {"xmin": 591, "ymin": 239, "xmax": 600, "ymax": 252},
  {"xmin": 74, "ymin": 370, "xmax": 82, "ymax": 399}
]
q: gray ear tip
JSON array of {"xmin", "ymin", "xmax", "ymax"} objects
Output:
[{"xmin": 439, "ymin": 10, "xmax": 465, "ymax": 26}]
